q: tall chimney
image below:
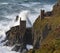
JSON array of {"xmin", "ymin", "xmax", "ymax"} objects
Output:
[
  {"xmin": 40, "ymin": 10, "xmax": 45, "ymax": 20},
  {"xmin": 20, "ymin": 18, "xmax": 26, "ymax": 32},
  {"xmin": 15, "ymin": 15, "xmax": 19, "ymax": 21},
  {"xmin": 20, "ymin": 18, "xmax": 26, "ymax": 42}
]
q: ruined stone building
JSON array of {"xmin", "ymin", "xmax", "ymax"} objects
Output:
[
  {"xmin": 40, "ymin": 10, "xmax": 52, "ymax": 20},
  {"xmin": 5, "ymin": 15, "xmax": 33, "ymax": 51}
]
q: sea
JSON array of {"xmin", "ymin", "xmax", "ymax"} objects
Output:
[{"xmin": 0, "ymin": 0, "xmax": 56, "ymax": 53}]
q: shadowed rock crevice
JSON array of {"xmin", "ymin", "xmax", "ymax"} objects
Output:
[{"xmin": 23, "ymin": 28, "xmax": 33, "ymax": 45}]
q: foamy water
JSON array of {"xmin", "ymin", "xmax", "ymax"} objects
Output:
[
  {"xmin": 0, "ymin": 46, "xmax": 19, "ymax": 53},
  {"xmin": 0, "ymin": 1, "xmax": 54, "ymax": 53}
]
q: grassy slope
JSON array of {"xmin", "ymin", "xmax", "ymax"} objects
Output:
[{"xmin": 28, "ymin": 1, "xmax": 60, "ymax": 53}]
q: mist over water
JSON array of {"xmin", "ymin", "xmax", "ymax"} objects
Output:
[{"xmin": 0, "ymin": 0, "xmax": 56, "ymax": 53}]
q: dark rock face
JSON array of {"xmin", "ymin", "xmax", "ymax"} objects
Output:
[
  {"xmin": 6, "ymin": 26, "xmax": 20, "ymax": 46},
  {"xmin": 4, "ymin": 16, "xmax": 34, "ymax": 52},
  {"xmin": 32, "ymin": 12, "xmax": 52, "ymax": 49},
  {"xmin": 42, "ymin": 23, "xmax": 51, "ymax": 39},
  {"xmin": 23, "ymin": 28, "xmax": 33, "ymax": 45},
  {"xmin": 5, "ymin": 25, "xmax": 33, "ymax": 52},
  {"xmin": 33, "ymin": 24, "xmax": 51, "ymax": 49}
]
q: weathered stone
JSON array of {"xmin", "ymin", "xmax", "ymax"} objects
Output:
[{"xmin": 5, "ymin": 25, "xmax": 33, "ymax": 52}]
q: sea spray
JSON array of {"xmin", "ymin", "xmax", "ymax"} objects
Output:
[
  {"xmin": 19, "ymin": 10, "xmax": 29, "ymax": 20},
  {"xmin": 0, "ymin": 1, "xmax": 55, "ymax": 53},
  {"xmin": 13, "ymin": 10, "xmax": 30, "ymax": 27},
  {"xmin": 0, "ymin": 46, "xmax": 19, "ymax": 53},
  {"xmin": 26, "ymin": 44, "xmax": 33, "ymax": 50}
]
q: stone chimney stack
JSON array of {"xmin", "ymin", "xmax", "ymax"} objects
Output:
[
  {"xmin": 20, "ymin": 18, "xmax": 26, "ymax": 41},
  {"xmin": 15, "ymin": 15, "xmax": 19, "ymax": 21},
  {"xmin": 20, "ymin": 18, "xmax": 26, "ymax": 33},
  {"xmin": 19, "ymin": 18, "xmax": 26, "ymax": 43},
  {"xmin": 40, "ymin": 10, "xmax": 45, "ymax": 20}
]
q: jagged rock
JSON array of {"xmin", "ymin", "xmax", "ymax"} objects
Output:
[
  {"xmin": 5, "ymin": 24, "xmax": 33, "ymax": 52},
  {"xmin": 32, "ymin": 1, "xmax": 60, "ymax": 49},
  {"xmin": 5, "ymin": 26, "xmax": 21, "ymax": 46}
]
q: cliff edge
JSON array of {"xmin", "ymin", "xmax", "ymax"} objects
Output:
[{"xmin": 27, "ymin": 0, "xmax": 60, "ymax": 53}]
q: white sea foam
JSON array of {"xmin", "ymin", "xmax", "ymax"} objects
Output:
[
  {"xmin": 26, "ymin": 44, "xmax": 33, "ymax": 50},
  {"xmin": 13, "ymin": 10, "xmax": 30, "ymax": 27},
  {"xmin": 42, "ymin": 4, "xmax": 53, "ymax": 12},
  {"xmin": 19, "ymin": 10, "xmax": 29, "ymax": 20},
  {"xmin": 0, "ymin": 46, "xmax": 19, "ymax": 53},
  {"xmin": 0, "ymin": 1, "xmax": 54, "ymax": 53},
  {"xmin": 0, "ymin": 31, "xmax": 6, "ymax": 42},
  {"xmin": 0, "ymin": 3, "xmax": 54, "ymax": 43}
]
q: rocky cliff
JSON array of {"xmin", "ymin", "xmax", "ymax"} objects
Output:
[
  {"xmin": 4, "ymin": 0, "xmax": 60, "ymax": 53},
  {"xmin": 5, "ymin": 25, "xmax": 33, "ymax": 52},
  {"xmin": 27, "ymin": 0, "xmax": 60, "ymax": 53}
]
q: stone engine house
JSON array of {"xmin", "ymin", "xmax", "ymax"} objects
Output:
[{"xmin": 5, "ymin": 15, "xmax": 33, "ymax": 51}]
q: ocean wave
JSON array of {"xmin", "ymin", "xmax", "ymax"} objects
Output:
[
  {"xmin": 0, "ymin": 2, "xmax": 9, "ymax": 5},
  {"xmin": 20, "ymin": 2, "xmax": 41, "ymax": 7},
  {"xmin": 0, "ymin": 1, "xmax": 55, "ymax": 53}
]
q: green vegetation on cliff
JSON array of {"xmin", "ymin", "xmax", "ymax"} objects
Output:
[{"xmin": 27, "ymin": 0, "xmax": 60, "ymax": 53}]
